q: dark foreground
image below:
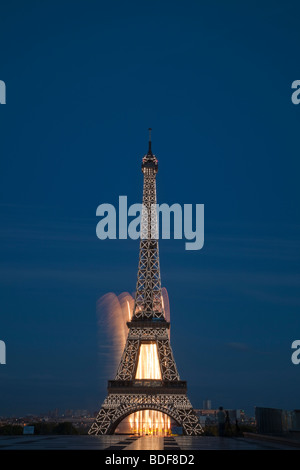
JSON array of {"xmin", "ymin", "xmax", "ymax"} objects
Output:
[{"xmin": 0, "ymin": 434, "xmax": 298, "ymax": 450}]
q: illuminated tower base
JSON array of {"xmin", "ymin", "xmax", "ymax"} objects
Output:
[{"xmin": 89, "ymin": 132, "xmax": 202, "ymax": 436}]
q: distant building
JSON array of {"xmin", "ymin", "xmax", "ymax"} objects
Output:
[
  {"xmin": 48, "ymin": 408, "xmax": 59, "ymax": 419},
  {"xmin": 255, "ymin": 407, "xmax": 300, "ymax": 436},
  {"xmin": 195, "ymin": 408, "xmax": 247, "ymax": 425},
  {"xmin": 203, "ymin": 400, "xmax": 212, "ymax": 410},
  {"xmin": 73, "ymin": 409, "xmax": 89, "ymax": 417}
]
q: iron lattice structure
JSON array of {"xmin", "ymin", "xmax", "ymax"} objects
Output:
[{"xmin": 89, "ymin": 131, "xmax": 202, "ymax": 436}]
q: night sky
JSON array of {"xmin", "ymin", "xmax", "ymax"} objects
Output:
[{"xmin": 1, "ymin": 1, "xmax": 300, "ymax": 417}]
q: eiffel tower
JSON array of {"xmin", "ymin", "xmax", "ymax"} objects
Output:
[{"xmin": 89, "ymin": 130, "xmax": 202, "ymax": 436}]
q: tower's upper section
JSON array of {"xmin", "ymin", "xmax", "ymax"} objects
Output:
[
  {"xmin": 142, "ymin": 128, "xmax": 158, "ymax": 173},
  {"xmin": 131, "ymin": 128, "xmax": 164, "ymax": 321}
]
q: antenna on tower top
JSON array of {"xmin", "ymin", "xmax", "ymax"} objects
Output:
[{"xmin": 148, "ymin": 128, "xmax": 152, "ymax": 153}]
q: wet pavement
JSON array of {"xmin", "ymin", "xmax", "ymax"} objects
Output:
[{"xmin": 0, "ymin": 434, "xmax": 298, "ymax": 450}]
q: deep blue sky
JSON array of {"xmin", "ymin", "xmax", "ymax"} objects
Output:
[{"xmin": 1, "ymin": 1, "xmax": 300, "ymax": 417}]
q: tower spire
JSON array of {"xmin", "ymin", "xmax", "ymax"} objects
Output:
[{"xmin": 148, "ymin": 127, "xmax": 152, "ymax": 154}]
